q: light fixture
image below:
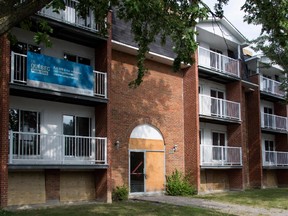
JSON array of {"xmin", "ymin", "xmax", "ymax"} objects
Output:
[
  {"xmin": 172, "ymin": 144, "xmax": 178, "ymax": 152},
  {"xmin": 115, "ymin": 140, "xmax": 120, "ymax": 149}
]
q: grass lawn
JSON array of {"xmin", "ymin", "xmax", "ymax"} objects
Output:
[
  {"xmin": 196, "ymin": 188, "xmax": 288, "ymax": 210},
  {"xmin": 0, "ymin": 201, "xmax": 232, "ymax": 216}
]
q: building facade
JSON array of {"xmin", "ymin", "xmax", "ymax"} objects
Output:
[{"xmin": 0, "ymin": 1, "xmax": 287, "ymax": 207}]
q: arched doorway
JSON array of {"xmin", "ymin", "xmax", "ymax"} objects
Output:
[{"xmin": 129, "ymin": 124, "xmax": 165, "ymax": 194}]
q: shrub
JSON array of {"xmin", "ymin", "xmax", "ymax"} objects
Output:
[
  {"xmin": 112, "ymin": 185, "xmax": 129, "ymax": 201},
  {"xmin": 166, "ymin": 169, "xmax": 196, "ymax": 196}
]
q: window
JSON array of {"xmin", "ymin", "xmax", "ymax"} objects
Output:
[
  {"xmin": 210, "ymin": 48, "xmax": 222, "ymax": 69},
  {"xmin": 64, "ymin": 53, "xmax": 91, "ymax": 66},
  {"xmin": 11, "ymin": 42, "xmax": 41, "ymax": 55},
  {"xmin": 9, "ymin": 109, "xmax": 40, "ymax": 156},
  {"xmin": 263, "ymin": 107, "xmax": 273, "ymax": 128},
  {"xmin": 11, "ymin": 42, "xmax": 41, "ymax": 83},
  {"xmin": 264, "ymin": 140, "xmax": 275, "ymax": 163},
  {"xmin": 63, "ymin": 115, "xmax": 91, "ymax": 157},
  {"xmin": 212, "ymin": 132, "xmax": 225, "ymax": 160},
  {"xmin": 210, "ymin": 89, "xmax": 225, "ymax": 117}
]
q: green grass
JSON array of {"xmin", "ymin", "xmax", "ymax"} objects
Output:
[
  {"xmin": 0, "ymin": 201, "xmax": 232, "ymax": 216},
  {"xmin": 196, "ymin": 188, "xmax": 288, "ymax": 210}
]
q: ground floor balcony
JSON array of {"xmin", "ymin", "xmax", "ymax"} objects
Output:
[
  {"xmin": 11, "ymin": 52, "xmax": 107, "ymax": 99},
  {"xmin": 263, "ymin": 150, "xmax": 288, "ymax": 167},
  {"xmin": 260, "ymin": 76, "xmax": 285, "ymax": 98},
  {"xmin": 199, "ymin": 94, "xmax": 241, "ymax": 122},
  {"xmin": 198, "ymin": 46, "xmax": 240, "ymax": 78},
  {"xmin": 261, "ymin": 112, "xmax": 288, "ymax": 132},
  {"xmin": 200, "ymin": 145, "xmax": 242, "ymax": 167},
  {"xmin": 8, "ymin": 131, "xmax": 107, "ymax": 167}
]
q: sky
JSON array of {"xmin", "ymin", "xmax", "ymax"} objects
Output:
[{"xmin": 203, "ymin": 0, "xmax": 262, "ymax": 40}]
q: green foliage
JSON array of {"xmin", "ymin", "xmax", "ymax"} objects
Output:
[
  {"xmin": 166, "ymin": 169, "xmax": 196, "ymax": 196},
  {"xmin": 112, "ymin": 185, "xmax": 129, "ymax": 201}
]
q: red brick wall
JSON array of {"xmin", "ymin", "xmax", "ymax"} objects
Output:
[
  {"xmin": 276, "ymin": 170, "xmax": 288, "ymax": 187},
  {"xmin": 110, "ymin": 50, "xmax": 185, "ymax": 189},
  {"xmin": 0, "ymin": 34, "xmax": 10, "ymax": 207},
  {"xmin": 274, "ymin": 101, "xmax": 287, "ymax": 116},
  {"xmin": 45, "ymin": 169, "xmax": 60, "ymax": 201},
  {"xmin": 183, "ymin": 53, "xmax": 200, "ymax": 190},
  {"xmin": 226, "ymin": 81, "xmax": 244, "ymax": 189},
  {"xmin": 229, "ymin": 169, "xmax": 243, "ymax": 190},
  {"xmin": 245, "ymin": 79, "xmax": 262, "ymax": 188}
]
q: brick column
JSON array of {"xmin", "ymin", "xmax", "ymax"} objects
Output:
[
  {"xmin": 93, "ymin": 10, "xmax": 112, "ymax": 203},
  {"xmin": 183, "ymin": 53, "xmax": 200, "ymax": 190},
  {"xmin": 246, "ymin": 75, "xmax": 262, "ymax": 188},
  {"xmin": 45, "ymin": 169, "xmax": 60, "ymax": 203},
  {"xmin": 0, "ymin": 34, "xmax": 10, "ymax": 207}
]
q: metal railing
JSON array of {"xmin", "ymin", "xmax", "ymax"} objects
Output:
[
  {"xmin": 200, "ymin": 145, "xmax": 242, "ymax": 166},
  {"xmin": 263, "ymin": 150, "xmax": 288, "ymax": 166},
  {"xmin": 199, "ymin": 94, "xmax": 241, "ymax": 121},
  {"xmin": 11, "ymin": 52, "xmax": 107, "ymax": 98},
  {"xmin": 9, "ymin": 131, "xmax": 107, "ymax": 165},
  {"xmin": 261, "ymin": 112, "xmax": 288, "ymax": 131},
  {"xmin": 260, "ymin": 76, "xmax": 285, "ymax": 97},
  {"xmin": 38, "ymin": 0, "xmax": 99, "ymax": 32},
  {"xmin": 198, "ymin": 46, "xmax": 240, "ymax": 77}
]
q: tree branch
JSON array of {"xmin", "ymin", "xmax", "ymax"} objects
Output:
[{"xmin": 0, "ymin": 0, "xmax": 53, "ymax": 36}]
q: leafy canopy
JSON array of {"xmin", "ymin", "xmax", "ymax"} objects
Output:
[{"xmin": 1, "ymin": 0, "xmax": 288, "ymax": 92}]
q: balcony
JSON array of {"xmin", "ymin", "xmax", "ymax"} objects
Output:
[
  {"xmin": 199, "ymin": 94, "xmax": 241, "ymax": 122},
  {"xmin": 9, "ymin": 131, "xmax": 107, "ymax": 166},
  {"xmin": 38, "ymin": 0, "xmax": 99, "ymax": 32},
  {"xmin": 263, "ymin": 150, "xmax": 288, "ymax": 167},
  {"xmin": 200, "ymin": 145, "xmax": 242, "ymax": 167},
  {"xmin": 198, "ymin": 46, "xmax": 240, "ymax": 78},
  {"xmin": 261, "ymin": 112, "xmax": 288, "ymax": 132},
  {"xmin": 11, "ymin": 52, "xmax": 107, "ymax": 98},
  {"xmin": 260, "ymin": 76, "xmax": 285, "ymax": 98}
]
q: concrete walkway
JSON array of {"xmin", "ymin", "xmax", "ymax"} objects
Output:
[{"xmin": 134, "ymin": 195, "xmax": 288, "ymax": 216}]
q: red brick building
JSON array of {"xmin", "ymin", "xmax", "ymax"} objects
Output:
[{"xmin": 0, "ymin": 1, "xmax": 287, "ymax": 207}]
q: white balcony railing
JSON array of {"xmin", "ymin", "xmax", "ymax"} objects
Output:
[
  {"xmin": 38, "ymin": 0, "xmax": 99, "ymax": 32},
  {"xmin": 263, "ymin": 150, "xmax": 288, "ymax": 166},
  {"xmin": 260, "ymin": 76, "xmax": 285, "ymax": 97},
  {"xmin": 198, "ymin": 47, "xmax": 240, "ymax": 78},
  {"xmin": 9, "ymin": 131, "xmax": 107, "ymax": 165},
  {"xmin": 200, "ymin": 145, "xmax": 242, "ymax": 166},
  {"xmin": 11, "ymin": 52, "xmax": 107, "ymax": 98},
  {"xmin": 261, "ymin": 112, "xmax": 288, "ymax": 131},
  {"xmin": 199, "ymin": 94, "xmax": 241, "ymax": 121}
]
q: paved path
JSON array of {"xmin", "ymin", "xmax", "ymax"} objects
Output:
[{"xmin": 134, "ymin": 195, "xmax": 288, "ymax": 216}]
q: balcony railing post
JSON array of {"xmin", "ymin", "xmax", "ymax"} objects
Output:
[
  {"xmin": 104, "ymin": 137, "xmax": 107, "ymax": 164},
  {"xmin": 221, "ymin": 146, "xmax": 225, "ymax": 166},
  {"xmin": 11, "ymin": 51, "xmax": 15, "ymax": 83},
  {"xmin": 9, "ymin": 131, "xmax": 13, "ymax": 164},
  {"xmin": 275, "ymin": 151, "xmax": 278, "ymax": 166},
  {"xmin": 240, "ymin": 147, "xmax": 242, "ymax": 165},
  {"xmin": 104, "ymin": 73, "xmax": 107, "ymax": 99}
]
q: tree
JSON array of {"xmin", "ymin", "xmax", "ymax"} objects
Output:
[
  {"xmin": 0, "ymin": 0, "xmax": 212, "ymax": 87},
  {"xmin": 1, "ymin": 0, "xmax": 288, "ymax": 91}
]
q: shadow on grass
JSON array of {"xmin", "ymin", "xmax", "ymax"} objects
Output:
[
  {"xmin": 196, "ymin": 188, "xmax": 288, "ymax": 210},
  {"xmin": 1, "ymin": 201, "xmax": 234, "ymax": 216}
]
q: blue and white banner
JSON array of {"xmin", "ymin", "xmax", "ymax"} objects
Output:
[{"xmin": 27, "ymin": 52, "xmax": 94, "ymax": 96}]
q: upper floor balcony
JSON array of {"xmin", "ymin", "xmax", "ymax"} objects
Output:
[
  {"xmin": 263, "ymin": 150, "xmax": 288, "ymax": 167},
  {"xmin": 200, "ymin": 145, "xmax": 242, "ymax": 167},
  {"xmin": 38, "ymin": 0, "xmax": 99, "ymax": 33},
  {"xmin": 199, "ymin": 94, "xmax": 241, "ymax": 122},
  {"xmin": 9, "ymin": 131, "xmax": 107, "ymax": 167},
  {"xmin": 260, "ymin": 76, "xmax": 285, "ymax": 98},
  {"xmin": 11, "ymin": 52, "xmax": 107, "ymax": 99},
  {"xmin": 261, "ymin": 112, "xmax": 288, "ymax": 132},
  {"xmin": 198, "ymin": 46, "xmax": 240, "ymax": 79}
]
